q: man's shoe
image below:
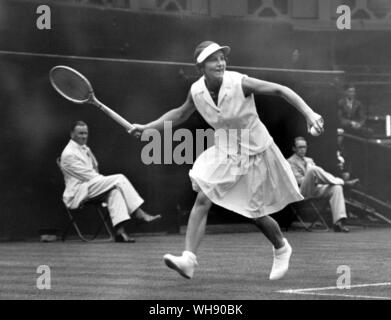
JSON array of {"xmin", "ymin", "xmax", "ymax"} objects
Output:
[
  {"xmin": 163, "ymin": 251, "xmax": 198, "ymax": 279},
  {"xmin": 269, "ymin": 238, "xmax": 292, "ymax": 281},
  {"xmin": 114, "ymin": 233, "xmax": 136, "ymax": 243},
  {"xmin": 333, "ymin": 222, "xmax": 349, "ymax": 233}
]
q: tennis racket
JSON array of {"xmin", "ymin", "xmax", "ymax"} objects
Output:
[{"xmin": 49, "ymin": 65, "xmax": 134, "ymax": 131}]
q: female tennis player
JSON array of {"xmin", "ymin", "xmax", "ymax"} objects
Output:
[{"xmin": 130, "ymin": 41, "xmax": 324, "ymax": 280}]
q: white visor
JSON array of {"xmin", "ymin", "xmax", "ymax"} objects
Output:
[{"xmin": 196, "ymin": 43, "xmax": 230, "ymax": 64}]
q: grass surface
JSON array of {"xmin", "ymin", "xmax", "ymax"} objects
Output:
[{"xmin": 0, "ymin": 227, "xmax": 390, "ymax": 300}]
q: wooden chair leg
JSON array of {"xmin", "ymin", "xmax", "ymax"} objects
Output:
[
  {"xmin": 62, "ymin": 207, "xmax": 106, "ymax": 242},
  {"xmin": 290, "ymin": 205, "xmax": 311, "ymax": 232},
  {"xmin": 289, "ymin": 200, "xmax": 331, "ymax": 232},
  {"xmin": 308, "ymin": 201, "xmax": 330, "ymax": 232},
  {"xmin": 62, "ymin": 200, "xmax": 114, "ymax": 242},
  {"xmin": 94, "ymin": 205, "xmax": 114, "ymax": 242},
  {"xmin": 62, "ymin": 208, "xmax": 91, "ymax": 241}
]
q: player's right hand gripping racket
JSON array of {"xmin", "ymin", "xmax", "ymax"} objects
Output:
[{"xmin": 49, "ymin": 65, "xmax": 134, "ymax": 132}]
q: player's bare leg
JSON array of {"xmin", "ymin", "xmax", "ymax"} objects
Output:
[
  {"xmin": 254, "ymin": 216, "xmax": 292, "ymax": 280},
  {"xmin": 185, "ymin": 192, "xmax": 212, "ymax": 253},
  {"xmin": 164, "ymin": 191, "xmax": 212, "ymax": 279},
  {"xmin": 254, "ymin": 216, "xmax": 284, "ymax": 248}
]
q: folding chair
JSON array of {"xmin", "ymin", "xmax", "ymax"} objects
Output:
[
  {"xmin": 57, "ymin": 158, "xmax": 114, "ymax": 242},
  {"xmin": 290, "ymin": 198, "xmax": 330, "ymax": 232}
]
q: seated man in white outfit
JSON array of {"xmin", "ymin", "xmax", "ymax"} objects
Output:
[
  {"xmin": 60, "ymin": 121, "xmax": 161, "ymax": 242},
  {"xmin": 287, "ymin": 137, "xmax": 359, "ymax": 232}
]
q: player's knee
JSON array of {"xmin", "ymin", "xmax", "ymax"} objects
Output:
[
  {"xmin": 196, "ymin": 192, "xmax": 212, "ymax": 209},
  {"xmin": 254, "ymin": 215, "xmax": 272, "ymax": 226}
]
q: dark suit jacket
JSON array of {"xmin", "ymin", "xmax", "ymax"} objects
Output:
[{"xmin": 337, "ymin": 97, "xmax": 365, "ymax": 129}]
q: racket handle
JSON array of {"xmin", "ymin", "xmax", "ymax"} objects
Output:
[{"xmin": 91, "ymin": 97, "xmax": 134, "ymax": 132}]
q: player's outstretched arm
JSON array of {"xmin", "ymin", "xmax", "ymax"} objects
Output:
[
  {"xmin": 242, "ymin": 76, "xmax": 324, "ymax": 135},
  {"xmin": 129, "ymin": 91, "xmax": 196, "ymax": 137}
]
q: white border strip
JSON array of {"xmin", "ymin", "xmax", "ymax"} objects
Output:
[{"xmin": 278, "ymin": 282, "xmax": 391, "ymax": 300}]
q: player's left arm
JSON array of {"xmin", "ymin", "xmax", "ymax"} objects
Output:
[{"xmin": 242, "ymin": 76, "xmax": 324, "ymax": 133}]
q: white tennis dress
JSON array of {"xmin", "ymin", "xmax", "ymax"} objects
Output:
[{"xmin": 189, "ymin": 71, "xmax": 303, "ymax": 218}]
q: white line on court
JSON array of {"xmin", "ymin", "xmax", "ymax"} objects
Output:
[
  {"xmin": 283, "ymin": 291, "xmax": 391, "ymax": 300},
  {"xmin": 277, "ymin": 282, "xmax": 391, "ymax": 300}
]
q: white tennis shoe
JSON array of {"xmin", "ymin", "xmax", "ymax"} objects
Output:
[
  {"xmin": 269, "ymin": 238, "xmax": 292, "ymax": 280},
  {"xmin": 163, "ymin": 251, "xmax": 198, "ymax": 279}
]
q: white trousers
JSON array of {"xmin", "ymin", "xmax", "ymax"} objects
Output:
[
  {"xmin": 300, "ymin": 166, "xmax": 347, "ymax": 224},
  {"xmin": 86, "ymin": 174, "xmax": 144, "ymax": 227}
]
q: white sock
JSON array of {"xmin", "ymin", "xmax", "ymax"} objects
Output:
[{"xmin": 274, "ymin": 239, "xmax": 288, "ymax": 255}]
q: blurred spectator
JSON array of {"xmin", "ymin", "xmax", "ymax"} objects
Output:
[
  {"xmin": 289, "ymin": 49, "xmax": 306, "ymax": 70},
  {"xmin": 337, "ymin": 84, "xmax": 372, "ymax": 137},
  {"xmin": 285, "ymin": 48, "xmax": 307, "ymax": 93}
]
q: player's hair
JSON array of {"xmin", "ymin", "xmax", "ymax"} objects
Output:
[
  {"xmin": 293, "ymin": 136, "xmax": 307, "ymax": 147},
  {"xmin": 70, "ymin": 120, "xmax": 88, "ymax": 133}
]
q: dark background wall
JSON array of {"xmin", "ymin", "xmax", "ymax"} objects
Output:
[{"xmin": 0, "ymin": 1, "xmax": 389, "ymax": 239}]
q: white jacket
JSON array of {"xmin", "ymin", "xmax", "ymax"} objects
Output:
[{"xmin": 60, "ymin": 140, "xmax": 102, "ymax": 209}]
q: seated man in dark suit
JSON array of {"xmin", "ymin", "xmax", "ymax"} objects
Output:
[
  {"xmin": 60, "ymin": 121, "xmax": 161, "ymax": 242},
  {"xmin": 337, "ymin": 84, "xmax": 371, "ymax": 136},
  {"xmin": 287, "ymin": 137, "xmax": 358, "ymax": 232}
]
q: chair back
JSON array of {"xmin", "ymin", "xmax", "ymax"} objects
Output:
[{"xmin": 56, "ymin": 157, "xmax": 62, "ymax": 171}]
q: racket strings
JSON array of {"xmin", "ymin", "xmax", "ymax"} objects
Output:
[{"xmin": 51, "ymin": 68, "xmax": 92, "ymax": 102}]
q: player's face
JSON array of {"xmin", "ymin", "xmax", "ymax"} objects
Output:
[
  {"xmin": 294, "ymin": 140, "xmax": 307, "ymax": 158},
  {"xmin": 202, "ymin": 51, "xmax": 226, "ymax": 81},
  {"xmin": 71, "ymin": 125, "xmax": 88, "ymax": 146}
]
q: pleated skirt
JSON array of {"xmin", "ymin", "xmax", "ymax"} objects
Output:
[{"xmin": 189, "ymin": 142, "xmax": 303, "ymax": 219}]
